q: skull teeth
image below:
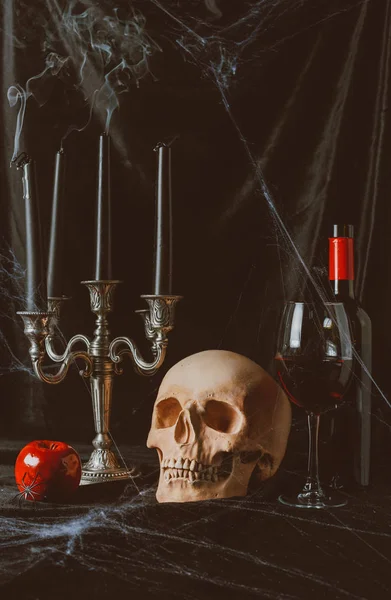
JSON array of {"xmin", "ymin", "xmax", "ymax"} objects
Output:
[{"xmin": 162, "ymin": 458, "xmax": 220, "ymax": 483}]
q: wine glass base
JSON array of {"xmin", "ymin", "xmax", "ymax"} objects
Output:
[{"xmin": 278, "ymin": 491, "xmax": 347, "ymax": 509}]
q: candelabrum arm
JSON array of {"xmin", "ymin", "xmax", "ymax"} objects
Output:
[
  {"xmin": 18, "ymin": 311, "xmax": 93, "ymax": 384},
  {"xmin": 32, "ymin": 350, "xmax": 93, "ymax": 384},
  {"xmin": 45, "ymin": 334, "xmax": 91, "ymax": 362},
  {"xmin": 109, "ymin": 336, "xmax": 167, "ymax": 376}
]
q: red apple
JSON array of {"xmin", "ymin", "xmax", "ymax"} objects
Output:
[{"xmin": 15, "ymin": 440, "xmax": 82, "ymax": 502}]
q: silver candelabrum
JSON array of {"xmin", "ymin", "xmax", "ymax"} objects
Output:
[{"xmin": 18, "ymin": 281, "xmax": 181, "ymax": 485}]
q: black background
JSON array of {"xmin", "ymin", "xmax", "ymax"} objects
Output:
[
  {"xmin": 0, "ymin": 0, "xmax": 390, "ymax": 458},
  {"xmin": 2, "ymin": 2, "xmax": 391, "ymax": 599}
]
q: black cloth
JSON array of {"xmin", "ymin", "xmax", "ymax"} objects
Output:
[
  {"xmin": 1, "ymin": 2, "xmax": 391, "ymax": 598},
  {"xmin": 1, "ymin": 441, "xmax": 390, "ymax": 600},
  {"xmin": 0, "ymin": 0, "xmax": 390, "ymax": 442}
]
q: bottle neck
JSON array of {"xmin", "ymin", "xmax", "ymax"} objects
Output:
[
  {"xmin": 329, "ymin": 237, "xmax": 355, "ymax": 301},
  {"xmin": 331, "ymin": 279, "xmax": 355, "ymax": 300}
]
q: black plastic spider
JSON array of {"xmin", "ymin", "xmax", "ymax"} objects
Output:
[{"xmin": 14, "ymin": 472, "xmax": 46, "ymax": 506}]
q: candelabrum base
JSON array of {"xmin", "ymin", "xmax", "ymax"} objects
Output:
[
  {"xmin": 80, "ymin": 467, "xmax": 137, "ymax": 485},
  {"xmin": 80, "ymin": 448, "xmax": 140, "ymax": 486}
]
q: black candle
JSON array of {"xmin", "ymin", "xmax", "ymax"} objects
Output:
[
  {"xmin": 47, "ymin": 149, "xmax": 66, "ymax": 298},
  {"xmin": 22, "ymin": 158, "xmax": 46, "ymax": 310},
  {"xmin": 95, "ymin": 134, "xmax": 112, "ymax": 280},
  {"xmin": 153, "ymin": 143, "xmax": 173, "ymax": 295}
]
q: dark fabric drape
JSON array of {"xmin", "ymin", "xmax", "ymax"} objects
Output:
[{"xmin": 0, "ymin": 0, "xmax": 390, "ymax": 448}]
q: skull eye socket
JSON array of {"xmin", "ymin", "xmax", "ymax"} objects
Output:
[
  {"xmin": 155, "ymin": 397, "xmax": 182, "ymax": 429},
  {"xmin": 204, "ymin": 400, "xmax": 242, "ymax": 434}
]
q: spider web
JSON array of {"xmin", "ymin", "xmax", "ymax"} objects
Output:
[{"xmin": 0, "ymin": 1, "xmax": 390, "ymax": 594}]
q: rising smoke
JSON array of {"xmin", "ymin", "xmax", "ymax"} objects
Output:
[
  {"xmin": 8, "ymin": 1, "xmax": 162, "ymax": 158},
  {"xmin": 3, "ymin": 0, "xmax": 387, "ymax": 413}
]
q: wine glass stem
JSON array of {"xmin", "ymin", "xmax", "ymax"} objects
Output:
[{"xmin": 306, "ymin": 412, "xmax": 322, "ymax": 493}]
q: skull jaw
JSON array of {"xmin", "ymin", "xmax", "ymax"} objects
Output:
[{"xmin": 155, "ymin": 458, "xmax": 257, "ymax": 503}]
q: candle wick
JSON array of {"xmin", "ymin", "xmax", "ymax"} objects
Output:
[
  {"xmin": 153, "ymin": 135, "xmax": 179, "ymax": 152},
  {"xmin": 12, "ymin": 152, "xmax": 31, "ymax": 169},
  {"xmin": 153, "ymin": 142, "xmax": 167, "ymax": 152}
]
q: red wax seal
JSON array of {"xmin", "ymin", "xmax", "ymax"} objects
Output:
[{"xmin": 329, "ymin": 237, "xmax": 354, "ymax": 280}]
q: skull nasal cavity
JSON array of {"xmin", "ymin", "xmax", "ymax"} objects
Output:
[
  {"xmin": 204, "ymin": 400, "xmax": 242, "ymax": 433},
  {"xmin": 174, "ymin": 410, "xmax": 196, "ymax": 445}
]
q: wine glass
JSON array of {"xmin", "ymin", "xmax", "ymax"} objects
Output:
[{"xmin": 275, "ymin": 301, "xmax": 354, "ymax": 509}]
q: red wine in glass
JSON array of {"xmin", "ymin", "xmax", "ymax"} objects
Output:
[
  {"xmin": 275, "ymin": 301, "xmax": 354, "ymax": 509},
  {"xmin": 276, "ymin": 357, "xmax": 353, "ymax": 414}
]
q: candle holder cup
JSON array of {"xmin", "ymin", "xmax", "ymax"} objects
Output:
[
  {"xmin": 18, "ymin": 282, "xmax": 182, "ymax": 485},
  {"xmin": 47, "ymin": 296, "xmax": 69, "ymax": 320}
]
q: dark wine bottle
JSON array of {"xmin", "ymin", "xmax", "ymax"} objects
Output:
[{"xmin": 327, "ymin": 224, "xmax": 372, "ymax": 488}]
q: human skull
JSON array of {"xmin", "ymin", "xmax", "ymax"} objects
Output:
[{"xmin": 147, "ymin": 350, "xmax": 291, "ymax": 503}]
